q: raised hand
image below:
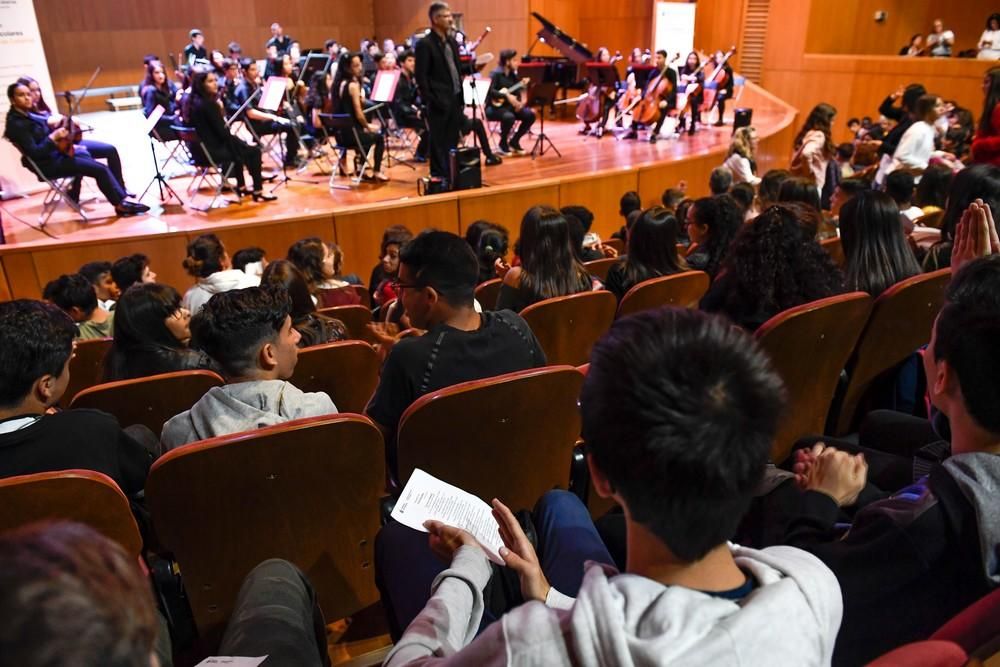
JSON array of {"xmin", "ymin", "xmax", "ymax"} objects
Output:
[
  {"xmin": 952, "ymin": 199, "xmax": 999, "ymax": 273},
  {"xmin": 492, "ymin": 498, "xmax": 550, "ymax": 602}
]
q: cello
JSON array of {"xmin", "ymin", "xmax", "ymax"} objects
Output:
[
  {"xmin": 676, "ymin": 46, "xmax": 735, "ymax": 122},
  {"xmin": 628, "ymin": 53, "xmax": 681, "ymax": 126},
  {"xmin": 575, "ymin": 51, "xmax": 622, "ymax": 124}
]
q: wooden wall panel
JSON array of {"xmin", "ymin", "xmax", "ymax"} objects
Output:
[
  {"xmin": 695, "ymin": 0, "xmax": 747, "ymax": 68},
  {"xmin": 0, "ymin": 254, "xmax": 38, "ymax": 301},
  {"xmin": 333, "ymin": 197, "xmax": 459, "ymax": 278},
  {"xmin": 457, "ymin": 183, "xmax": 560, "ymax": 238},
  {"xmin": 559, "ymin": 170, "xmax": 639, "ymax": 240}
]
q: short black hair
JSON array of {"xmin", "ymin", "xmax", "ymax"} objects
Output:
[
  {"xmin": 661, "ymin": 188, "xmax": 685, "ymax": 210},
  {"xmin": 582, "ymin": 308, "xmax": 785, "ymax": 561},
  {"xmin": 884, "ymin": 170, "xmax": 915, "ymax": 205},
  {"xmin": 934, "ymin": 256, "xmax": 1000, "ymax": 434},
  {"xmin": 836, "ymin": 142, "xmax": 855, "ymax": 160},
  {"xmin": 759, "ymin": 169, "xmax": 790, "ymax": 206},
  {"xmin": 847, "ymin": 117, "xmax": 860, "ymax": 126},
  {"xmin": 398, "ymin": 230, "xmax": 478, "ymax": 307},
  {"xmin": 111, "ymin": 254, "xmax": 149, "ymax": 294},
  {"xmin": 560, "ymin": 205, "xmax": 594, "ymax": 233},
  {"xmin": 709, "ymin": 167, "xmax": 733, "ymax": 195},
  {"xmin": 190, "ymin": 287, "xmax": 291, "ymax": 377},
  {"xmin": 499, "ymin": 49, "xmax": 518, "ymax": 67},
  {"xmin": 729, "ymin": 182, "xmax": 755, "ymax": 212},
  {"xmin": 428, "ymin": 1, "xmax": 449, "ymax": 20},
  {"xmin": 0, "ymin": 300, "xmax": 77, "ymax": 407},
  {"xmin": 399, "ymin": 49, "xmax": 415, "ymax": 62},
  {"xmin": 619, "ymin": 190, "xmax": 641, "ymax": 217},
  {"xmin": 78, "ymin": 261, "xmax": 112, "ymax": 286},
  {"xmin": 45, "ymin": 274, "xmax": 98, "ymax": 318},
  {"xmin": 837, "ymin": 178, "xmax": 869, "ymax": 198},
  {"xmin": 232, "ymin": 247, "xmax": 266, "ymax": 272}
]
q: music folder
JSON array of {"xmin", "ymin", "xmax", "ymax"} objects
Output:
[
  {"xmin": 259, "ymin": 76, "xmax": 288, "ymax": 112},
  {"xmin": 370, "ymin": 70, "xmax": 400, "ymax": 103},
  {"xmin": 463, "ymin": 77, "xmax": 492, "ymax": 107},
  {"xmin": 142, "ymin": 105, "xmax": 165, "ymax": 136}
]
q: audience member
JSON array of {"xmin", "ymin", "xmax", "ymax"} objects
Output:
[
  {"xmin": 709, "ymin": 165, "xmax": 733, "ymax": 195},
  {"xmin": 758, "ymin": 168, "xmax": 790, "ymax": 208},
  {"xmin": 561, "ymin": 205, "xmax": 604, "ymax": 261},
  {"xmin": 876, "ymin": 83, "xmax": 926, "ymax": 174},
  {"xmin": 979, "ymin": 14, "xmax": 1000, "ymax": 60},
  {"xmin": 161, "ymin": 287, "xmax": 336, "ymax": 449},
  {"xmin": 378, "ymin": 308, "xmax": 842, "ymax": 665},
  {"xmin": 181, "ymin": 234, "xmax": 260, "ymax": 315},
  {"xmin": 232, "ymin": 246, "xmax": 268, "ymax": 278},
  {"xmin": 111, "ymin": 254, "xmax": 156, "ymax": 294},
  {"xmin": 685, "ymin": 195, "xmax": 742, "ymax": 278},
  {"xmin": 925, "ymin": 164, "xmax": 1000, "ymax": 269},
  {"xmin": 103, "ymin": 283, "xmax": 217, "ymax": 382},
  {"xmin": 835, "ymin": 142, "xmax": 855, "ymax": 178},
  {"xmin": 0, "ymin": 300, "xmax": 152, "ymax": 497},
  {"xmin": 829, "ymin": 178, "xmax": 868, "ymax": 219},
  {"xmin": 366, "ymin": 231, "xmax": 546, "ymax": 476},
  {"xmin": 614, "ymin": 190, "xmax": 642, "ymax": 239},
  {"xmin": 723, "ymin": 126, "xmax": 760, "ymax": 185},
  {"xmin": 884, "ymin": 170, "xmax": 923, "ymax": 230},
  {"xmin": 729, "ymin": 182, "xmax": 756, "ymax": 220},
  {"xmin": 44, "ymin": 273, "xmax": 115, "ymax": 340},
  {"xmin": 660, "ymin": 186, "xmax": 686, "ymax": 212},
  {"xmin": 900, "ymin": 34, "xmax": 925, "ymax": 56},
  {"xmin": 287, "ymin": 237, "xmax": 360, "ymax": 307},
  {"xmin": 889, "ymin": 94, "xmax": 946, "ymax": 175},
  {"xmin": 840, "ymin": 191, "xmax": 921, "ymax": 297},
  {"xmin": 497, "ymin": 206, "xmax": 600, "ymax": 311},
  {"xmin": 260, "ymin": 260, "xmax": 348, "ymax": 346},
  {"xmin": 792, "ymin": 103, "xmax": 836, "ymax": 192},
  {"xmin": 972, "ymin": 67, "xmax": 1000, "ymax": 165},
  {"xmin": 369, "ymin": 225, "xmax": 413, "ymax": 308},
  {"xmin": 927, "ymin": 18, "xmax": 955, "ymax": 57},
  {"xmin": 605, "ymin": 206, "xmax": 688, "ymax": 301},
  {"xmin": 78, "ymin": 261, "xmax": 120, "ymax": 311},
  {"xmin": 915, "ymin": 164, "xmax": 953, "ymax": 214},
  {"xmin": 472, "ymin": 223, "xmax": 510, "ymax": 284},
  {"xmin": 777, "ymin": 176, "xmax": 822, "ymax": 212}
]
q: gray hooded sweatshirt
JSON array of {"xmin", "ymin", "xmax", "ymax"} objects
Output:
[
  {"xmin": 942, "ymin": 452, "xmax": 1000, "ymax": 586},
  {"xmin": 385, "ymin": 543, "xmax": 842, "ymax": 666},
  {"xmin": 160, "ymin": 380, "xmax": 336, "ymax": 450}
]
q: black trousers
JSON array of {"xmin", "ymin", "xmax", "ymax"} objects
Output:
[
  {"xmin": 399, "ymin": 112, "xmax": 428, "ymax": 158},
  {"xmin": 250, "ymin": 119, "xmax": 300, "ymax": 166},
  {"xmin": 460, "ymin": 116, "xmax": 496, "ymax": 159},
  {"xmin": 485, "ymin": 104, "xmax": 535, "ymax": 149},
  {"xmin": 427, "ymin": 93, "xmax": 464, "ymax": 180},
  {"xmin": 42, "ymin": 151, "xmax": 126, "ymax": 206},
  {"xmin": 215, "ymin": 136, "xmax": 263, "ymax": 192},
  {"xmin": 340, "ymin": 128, "xmax": 385, "ymax": 172}
]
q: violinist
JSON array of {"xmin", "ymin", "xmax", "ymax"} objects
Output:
[
  {"xmin": 579, "ymin": 47, "xmax": 618, "ymax": 138},
  {"xmin": 707, "ymin": 50, "xmax": 733, "ymax": 127},
  {"xmin": 392, "ymin": 49, "xmax": 429, "ymax": 162},
  {"xmin": 140, "ymin": 61, "xmax": 183, "ymax": 140},
  {"xmin": 334, "ymin": 52, "xmax": 388, "ymax": 181},
  {"xmin": 624, "ymin": 50, "xmax": 677, "ymax": 143},
  {"xmin": 677, "ymin": 51, "xmax": 704, "ymax": 136},
  {"xmin": 4, "ymin": 81, "xmax": 148, "ymax": 216},
  {"xmin": 220, "ymin": 60, "xmax": 242, "ymax": 118},
  {"xmin": 234, "ymin": 59, "xmax": 302, "ymax": 169},
  {"xmin": 183, "ymin": 69, "xmax": 274, "ymax": 201},
  {"xmin": 486, "ymin": 49, "xmax": 535, "ymax": 155}
]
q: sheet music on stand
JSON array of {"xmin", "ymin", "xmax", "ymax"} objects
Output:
[
  {"xmin": 371, "ymin": 70, "xmax": 400, "ymax": 103},
  {"xmin": 142, "ymin": 104, "xmax": 165, "ymax": 136},
  {"xmin": 259, "ymin": 76, "xmax": 288, "ymax": 112},
  {"xmin": 462, "ymin": 77, "xmax": 492, "ymax": 107}
]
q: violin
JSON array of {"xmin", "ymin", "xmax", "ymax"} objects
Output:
[
  {"xmin": 53, "ymin": 91, "xmax": 78, "ymax": 156},
  {"xmin": 630, "ymin": 53, "xmax": 681, "ymax": 125}
]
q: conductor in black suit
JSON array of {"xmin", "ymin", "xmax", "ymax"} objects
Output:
[{"xmin": 415, "ymin": 2, "xmax": 464, "ymax": 185}]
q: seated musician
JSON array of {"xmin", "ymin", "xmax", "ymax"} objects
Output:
[
  {"xmin": 4, "ymin": 82, "xmax": 148, "ymax": 216},
  {"xmin": 234, "ymin": 59, "xmax": 303, "ymax": 169},
  {"xmin": 677, "ymin": 51, "xmax": 704, "ymax": 135},
  {"xmin": 624, "ymin": 49, "xmax": 677, "ymax": 143},
  {"xmin": 708, "ymin": 50, "xmax": 734, "ymax": 127},
  {"xmin": 140, "ymin": 61, "xmax": 182, "ymax": 141},
  {"xmin": 183, "ymin": 69, "xmax": 275, "ymax": 201},
  {"xmin": 334, "ymin": 52, "xmax": 388, "ymax": 181},
  {"xmin": 392, "ymin": 50, "xmax": 429, "ymax": 162},
  {"xmin": 184, "ymin": 29, "xmax": 208, "ymax": 70},
  {"xmin": 220, "ymin": 59, "xmax": 242, "ymax": 118},
  {"xmin": 486, "ymin": 49, "xmax": 535, "ymax": 155},
  {"xmin": 581, "ymin": 47, "xmax": 617, "ymax": 138}
]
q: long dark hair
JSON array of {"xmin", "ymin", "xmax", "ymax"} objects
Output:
[
  {"xmin": 333, "ymin": 52, "xmax": 362, "ymax": 111},
  {"xmin": 623, "ymin": 206, "xmax": 687, "ymax": 287},
  {"xmin": 182, "ymin": 68, "xmax": 218, "ymax": 122},
  {"xmin": 104, "ymin": 284, "xmax": 186, "ymax": 380},
  {"xmin": 15, "ymin": 75, "xmax": 51, "ymax": 114},
  {"xmin": 839, "ymin": 191, "xmax": 920, "ymax": 297},
  {"xmin": 690, "ymin": 195, "xmax": 743, "ymax": 277},
  {"xmin": 915, "ymin": 164, "xmax": 953, "ymax": 208},
  {"xmin": 141, "ymin": 62, "xmax": 168, "ymax": 92},
  {"xmin": 714, "ymin": 205, "xmax": 844, "ymax": 330},
  {"xmin": 940, "ymin": 164, "xmax": 1000, "ymax": 242},
  {"xmin": 518, "ymin": 205, "xmax": 592, "ymax": 301},
  {"xmin": 979, "ymin": 67, "xmax": 1000, "ymax": 136},
  {"xmin": 794, "ymin": 102, "xmax": 836, "ymax": 157},
  {"xmin": 261, "ymin": 260, "xmax": 346, "ymax": 347},
  {"xmin": 287, "ymin": 237, "xmax": 330, "ymax": 291}
]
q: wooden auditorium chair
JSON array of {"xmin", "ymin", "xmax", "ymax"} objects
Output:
[
  {"xmin": 583, "ymin": 257, "xmax": 618, "ymax": 283},
  {"xmin": 69, "ymin": 369, "xmax": 226, "ymax": 435},
  {"xmin": 396, "ymin": 366, "xmax": 585, "ymax": 511},
  {"xmin": 867, "ymin": 640, "xmax": 968, "ymax": 667},
  {"xmin": 0, "ymin": 470, "xmax": 142, "ymax": 559},
  {"xmin": 318, "ymin": 304, "xmax": 373, "ymax": 339},
  {"xmin": 830, "ymin": 269, "xmax": 951, "ymax": 436},
  {"xmin": 931, "ymin": 587, "xmax": 1000, "ymax": 663},
  {"xmin": 602, "ymin": 238, "xmax": 625, "ymax": 255},
  {"xmin": 754, "ymin": 292, "xmax": 873, "ymax": 464},
  {"xmin": 616, "ymin": 270, "xmax": 710, "ymax": 318},
  {"xmin": 474, "ymin": 278, "xmax": 502, "ymax": 311},
  {"xmin": 289, "ymin": 340, "xmax": 380, "ymax": 413},
  {"xmin": 146, "ymin": 414, "xmax": 385, "ymax": 647},
  {"xmin": 61, "ymin": 337, "xmax": 112, "ymax": 407},
  {"xmin": 520, "ymin": 291, "xmax": 617, "ymax": 366}
]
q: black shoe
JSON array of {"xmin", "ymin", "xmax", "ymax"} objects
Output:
[
  {"xmin": 252, "ymin": 191, "xmax": 277, "ymax": 202},
  {"xmin": 624, "ymin": 131, "xmax": 638, "ymax": 140},
  {"xmin": 578, "ymin": 125, "xmax": 591, "ymax": 135},
  {"xmin": 648, "ymin": 134, "xmax": 658, "ymax": 143},
  {"xmin": 485, "ymin": 154, "xmax": 503, "ymax": 166},
  {"xmin": 509, "ymin": 141, "xmax": 525, "ymax": 154},
  {"xmin": 115, "ymin": 201, "xmax": 149, "ymax": 216},
  {"xmin": 688, "ymin": 125, "xmax": 697, "ymax": 136},
  {"xmin": 713, "ymin": 120, "xmax": 725, "ymax": 127}
]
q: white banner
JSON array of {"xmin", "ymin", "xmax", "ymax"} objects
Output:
[
  {"xmin": 0, "ymin": 0, "xmax": 55, "ymax": 197},
  {"xmin": 652, "ymin": 1, "xmax": 696, "ymax": 63}
]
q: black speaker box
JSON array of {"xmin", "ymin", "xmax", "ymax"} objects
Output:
[
  {"xmin": 733, "ymin": 107, "xmax": 753, "ymax": 134},
  {"xmin": 450, "ymin": 146, "xmax": 482, "ymax": 191}
]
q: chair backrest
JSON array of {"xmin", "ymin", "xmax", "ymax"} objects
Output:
[
  {"xmin": 70, "ymin": 370, "xmax": 225, "ymax": 435},
  {"xmin": 317, "ymin": 304, "xmax": 372, "ymax": 339},
  {"xmin": 0, "ymin": 470, "xmax": 142, "ymax": 559},
  {"xmin": 170, "ymin": 124, "xmax": 199, "ymax": 144},
  {"xmin": 616, "ymin": 270, "xmax": 710, "ymax": 318},
  {"xmin": 932, "ymin": 587, "xmax": 1000, "ymax": 659},
  {"xmin": 520, "ymin": 291, "xmax": 617, "ymax": 366},
  {"xmin": 352, "ymin": 284, "xmax": 370, "ymax": 305},
  {"xmin": 289, "ymin": 341, "xmax": 379, "ymax": 413},
  {"xmin": 820, "ymin": 236, "xmax": 845, "ymax": 268},
  {"xmin": 62, "ymin": 337, "xmax": 113, "ymax": 406},
  {"xmin": 584, "ymin": 257, "xmax": 617, "ymax": 282},
  {"xmin": 146, "ymin": 414, "xmax": 385, "ymax": 644},
  {"xmin": 754, "ymin": 292, "xmax": 873, "ymax": 464},
  {"xmin": 867, "ymin": 640, "xmax": 967, "ymax": 667},
  {"xmin": 832, "ymin": 269, "xmax": 950, "ymax": 435},
  {"xmin": 319, "ymin": 112, "xmax": 354, "ymax": 131},
  {"xmin": 603, "ymin": 238, "xmax": 625, "ymax": 254},
  {"xmin": 397, "ymin": 366, "xmax": 584, "ymax": 511},
  {"xmin": 171, "ymin": 125, "xmax": 211, "ymax": 166},
  {"xmin": 474, "ymin": 278, "xmax": 502, "ymax": 311}
]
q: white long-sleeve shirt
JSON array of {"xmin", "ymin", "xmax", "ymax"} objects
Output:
[
  {"xmin": 890, "ymin": 120, "xmax": 935, "ymax": 173},
  {"xmin": 792, "ymin": 130, "xmax": 830, "ymax": 192},
  {"xmin": 723, "ymin": 153, "xmax": 761, "ymax": 186}
]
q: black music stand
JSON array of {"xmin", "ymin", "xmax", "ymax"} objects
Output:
[
  {"xmin": 298, "ymin": 53, "xmax": 330, "ymax": 83},
  {"xmin": 586, "ymin": 63, "xmax": 619, "ymax": 89},
  {"xmin": 525, "ymin": 75, "xmax": 560, "ymax": 159}
]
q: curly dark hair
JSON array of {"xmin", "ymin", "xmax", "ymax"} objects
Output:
[
  {"xmin": 0, "ymin": 300, "xmax": 77, "ymax": 407},
  {"xmin": 190, "ymin": 286, "xmax": 290, "ymax": 377},
  {"xmin": 286, "ymin": 237, "xmax": 330, "ymax": 291},
  {"xmin": 710, "ymin": 204, "xmax": 844, "ymax": 330},
  {"xmin": 688, "ymin": 195, "xmax": 743, "ymax": 278},
  {"xmin": 183, "ymin": 233, "xmax": 226, "ymax": 279}
]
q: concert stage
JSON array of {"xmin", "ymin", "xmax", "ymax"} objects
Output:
[{"xmin": 0, "ymin": 82, "xmax": 797, "ymax": 300}]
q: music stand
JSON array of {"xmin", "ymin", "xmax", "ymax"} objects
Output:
[
  {"xmin": 371, "ymin": 70, "xmax": 413, "ymax": 170},
  {"xmin": 462, "ymin": 76, "xmax": 493, "ymax": 152},
  {"xmin": 629, "ymin": 64, "xmax": 656, "ymax": 90},
  {"xmin": 298, "ymin": 53, "xmax": 330, "ymax": 83},
  {"xmin": 138, "ymin": 105, "xmax": 183, "ymax": 206},
  {"xmin": 524, "ymin": 68, "xmax": 560, "ymax": 159}
]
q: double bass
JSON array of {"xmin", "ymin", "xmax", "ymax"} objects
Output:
[{"xmin": 629, "ymin": 53, "xmax": 681, "ymax": 126}]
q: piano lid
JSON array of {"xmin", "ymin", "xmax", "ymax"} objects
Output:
[{"xmin": 530, "ymin": 12, "xmax": 593, "ymax": 64}]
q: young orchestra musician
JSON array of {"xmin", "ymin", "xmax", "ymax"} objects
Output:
[
  {"xmin": 624, "ymin": 49, "xmax": 677, "ymax": 143},
  {"xmin": 579, "ymin": 46, "xmax": 618, "ymax": 138},
  {"xmin": 183, "ymin": 69, "xmax": 275, "ymax": 201},
  {"xmin": 183, "ymin": 29, "xmax": 208, "ymax": 70},
  {"xmin": 708, "ymin": 50, "xmax": 734, "ymax": 126},
  {"xmin": 4, "ymin": 82, "xmax": 148, "ymax": 216},
  {"xmin": 677, "ymin": 51, "xmax": 704, "ymax": 135},
  {"xmin": 334, "ymin": 52, "xmax": 389, "ymax": 181},
  {"xmin": 266, "ymin": 23, "xmax": 293, "ymax": 57},
  {"xmin": 140, "ymin": 61, "xmax": 182, "ymax": 140},
  {"xmin": 486, "ymin": 49, "xmax": 535, "ymax": 155},
  {"xmin": 234, "ymin": 60, "xmax": 303, "ymax": 169},
  {"xmin": 392, "ymin": 49, "xmax": 429, "ymax": 162},
  {"xmin": 220, "ymin": 60, "xmax": 242, "ymax": 118}
]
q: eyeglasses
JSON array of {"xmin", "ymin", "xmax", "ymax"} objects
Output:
[{"xmin": 391, "ymin": 279, "xmax": 423, "ymax": 291}]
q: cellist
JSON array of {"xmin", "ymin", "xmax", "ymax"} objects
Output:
[
  {"xmin": 624, "ymin": 50, "xmax": 677, "ymax": 143},
  {"xmin": 578, "ymin": 47, "xmax": 618, "ymax": 138},
  {"xmin": 677, "ymin": 51, "xmax": 704, "ymax": 135},
  {"xmin": 706, "ymin": 49, "xmax": 734, "ymax": 126}
]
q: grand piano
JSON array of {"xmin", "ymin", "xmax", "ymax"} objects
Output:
[{"xmin": 521, "ymin": 12, "xmax": 592, "ymax": 101}]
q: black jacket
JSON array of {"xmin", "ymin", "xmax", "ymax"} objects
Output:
[
  {"xmin": 414, "ymin": 30, "xmax": 462, "ymax": 113},
  {"xmin": 186, "ymin": 95, "xmax": 236, "ymax": 158},
  {"xmin": 4, "ymin": 109, "xmax": 58, "ymax": 169}
]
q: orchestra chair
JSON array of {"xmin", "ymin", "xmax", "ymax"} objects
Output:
[
  {"xmin": 820, "ymin": 236, "xmax": 846, "ymax": 269},
  {"xmin": 318, "ymin": 304, "xmax": 372, "ymax": 340},
  {"xmin": 583, "ymin": 257, "xmax": 617, "ymax": 283},
  {"xmin": 61, "ymin": 337, "xmax": 112, "ymax": 407},
  {"xmin": 753, "ymin": 292, "xmax": 873, "ymax": 465},
  {"xmin": 146, "ymin": 414, "xmax": 385, "ymax": 647},
  {"xmin": 69, "ymin": 369, "xmax": 225, "ymax": 436},
  {"xmin": 151, "ymin": 127, "xmax": 194, "ymax": 176},
  {"xmin": 171, "ymin": 125, "xmax": 238, "ymax": 211},
  {"xmin": 931, "ymin": 588, "xmax": 1000, "ymax": 662},
  {"xmin": 474, "ymin": 278, "xmax": 502, "ymax": 310},
  {"xmin": 289, "ymin": 341, "xmax": 379, "ymax": 413},
  {"xmin": 867, "ymin": 641, "xmax": 967, "ymax": 667},
  {"xmin": 7, "ymin": 138, "xmax": 88, "ymax": 225},
  {"xmin": 396, "ymin": 366, "xmax": 585, "ymax": 511},
  {"xmin": 318, "ymin": 113, "xmax": 377, "ymax": 190},
  {"xmin": 603, "ymin": 238, "xmax": 625, "ymax": 255},
  {"xmin": 520, "ymin": 291, "xmax": 617, "ymax": 366},
  {"xmin": 829, "ymin": 269, "xmax": 951, "ymax": 437},
  {"xmin": 0, "ymin": 470, "xmax": 142, "ymax": 559},
  {"xmin": 616, "ymin": 270, "xmax": 710, "ymax": 319}
]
